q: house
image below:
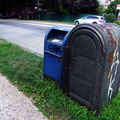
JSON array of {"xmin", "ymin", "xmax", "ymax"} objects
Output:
[{"xmin": 99, "ymin": 0, "xmax": 114, "ymax": 9}]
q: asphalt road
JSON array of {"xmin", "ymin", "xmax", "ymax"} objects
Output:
[{"xmin": 0, "ymin": 19, "xmax": 74, "ymax": 56}]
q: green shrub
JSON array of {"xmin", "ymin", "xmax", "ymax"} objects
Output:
[
  {"xmin": 57, "ymin": 5, "xmax": 69, "ymax": 14},
  {"xmin": 114, "ymin": 20, "xmax": 120, "ymax": 25},
  {"xmin": 104, "ymin": 13, "xmax": 115, "ymax": 23}
]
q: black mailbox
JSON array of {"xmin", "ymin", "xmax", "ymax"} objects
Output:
[{"xmin": 62, "ymin": 24, "xmax": 120, "ymax": 113}]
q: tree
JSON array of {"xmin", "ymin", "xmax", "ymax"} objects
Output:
[
  {"xmin": 40, "ymin": 0, "xmax": 60, "ymax": 13},
  {"xmin": 105, "ymin": 0, "xmax": 120, "ymax": 15},
  {"xmin": 40, "ymin": 0, "xmax": 99, "ymax": 14},
  {"xmin": 58, "ymin": 0, "xmax": 69, "ymax": 13},
  {"xmin": 65, "ymin": 0, "xmax": 99, "ymax": 14},
  {"xmin": 79, "ymin": 0, "xmax": 99, "ymax": 14},
  {"xmin": 97, "ymin": 5, "xmax": 106, "ymax": 15},
  {"xmin": 0, "ymin": 0, "xmax": 37, "ymax": 19}
]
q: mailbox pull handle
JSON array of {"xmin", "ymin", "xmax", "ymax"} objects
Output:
[{"xmin": 45, "ymin": 50, "xmax": 62, "ymax": 58}]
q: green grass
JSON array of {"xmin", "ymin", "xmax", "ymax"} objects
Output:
[
  {"xmin": 0, "ymin": 38, "xmax": 120, "ymax": 120},
  {"xmin": 114, "ymin": 20, "xmax": 120, "ymax": 26},
  {"xmin": 23, "ymin": 19, "xmax": 74, "ymax": 25}
]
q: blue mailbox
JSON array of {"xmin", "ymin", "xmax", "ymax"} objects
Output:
[{"xmin": 43, "ymin": 27, "xmax": 71, "ymax": 87}]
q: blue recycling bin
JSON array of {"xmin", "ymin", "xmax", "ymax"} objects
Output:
[{"xmin": 43, "ymin": 27, "xmax": 71, "ymax": 87}]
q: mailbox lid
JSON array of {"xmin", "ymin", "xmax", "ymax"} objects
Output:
[
  {"xmin": 44, "ymin": 27, "xmax": 71, "ymax": 56},
  {"xmin": 44, "ymin": 27, "xmax": 71, "ymax": 46}
]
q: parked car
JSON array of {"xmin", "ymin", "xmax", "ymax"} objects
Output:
[{"xmin": 74, "ymin": 15, "xmax": 106, "ymax": 25}]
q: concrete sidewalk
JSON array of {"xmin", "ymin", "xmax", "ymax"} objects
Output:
[{"xmin": 0, "ymin": 73, "xmax": 48, "ymax": 120}]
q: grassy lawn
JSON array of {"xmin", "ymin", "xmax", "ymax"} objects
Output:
[
  {"xmin": 25, "ymin": 19, "xmax": 74, "ymax": 25},
  {"xmin": 0, "ymin": 38, "xmax": 120, "ymax": 120}
]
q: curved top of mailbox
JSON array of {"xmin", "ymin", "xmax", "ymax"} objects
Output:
[
  {"xmin": 66, "ymin": 23, "xmax": 120, "ymax": 54},
  {"xmin": 44, "ymin": 26, "xmax": 71, "ymax": 46}
]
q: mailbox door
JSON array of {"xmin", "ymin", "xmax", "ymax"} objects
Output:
[{"xmin": 65, "ymin": 28, "xmax": 104, "ymax": 109}]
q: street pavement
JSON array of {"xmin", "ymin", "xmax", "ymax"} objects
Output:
[{"xmin": 0, "ymin": 73, "xmax": 48, "ymax": 120}]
